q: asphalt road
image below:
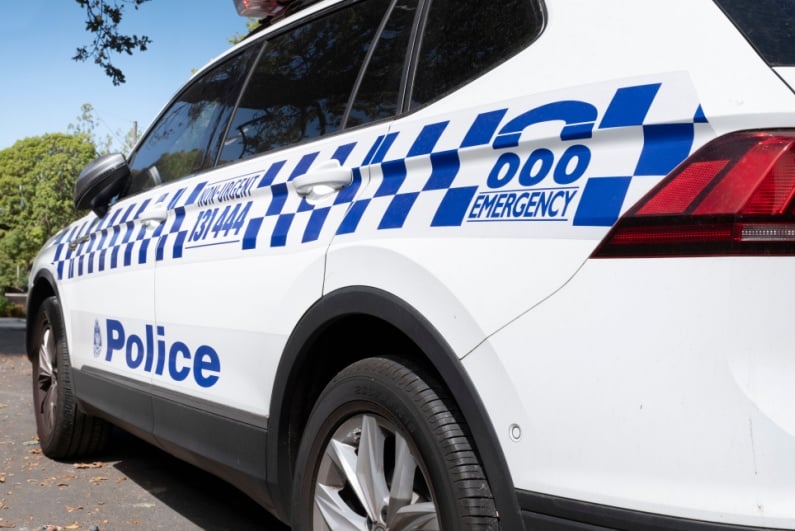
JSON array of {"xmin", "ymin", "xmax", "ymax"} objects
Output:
[{"xmin": 0, "ymin": 320, "xmax": 290, "ymax": 530}]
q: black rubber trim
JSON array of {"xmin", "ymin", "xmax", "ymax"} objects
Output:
[
  {"xmin": 26, "ymin": 269, "xmax": 61, "ymax": 360},
  {"xmin": 72, "ymin": 367, "xmax": 154, "ymax": 443},
  {"xmin": 267, "ymin": 286, "xmax": 525, "ymax": 530},
  {"xmin": 72, "ymin": 367, "xmax": 274, "ymax": 512},
  {"xmin": 518, "ymin": 490, "xmax": 789, "ymax": 531}
]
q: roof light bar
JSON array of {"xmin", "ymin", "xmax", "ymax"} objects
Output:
[{"xmin": 233, "ymin": 0, "xmax": 289, "ymax": 18}]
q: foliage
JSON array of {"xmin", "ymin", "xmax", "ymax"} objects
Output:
[
  {"xmin": 74, "ymin": 1, "xmax": 260, "ymax": 84},
  {"xmin": 0, "ymin": 294, "xmax": 25, "ymax": 318},
  {"xmin": 228, "ymin": 18, "xmax": 263, "ymax": 46},
  {"xmin": 68, "ymin": 103, "xmax": 114, "ymax": 154},
  {"xmin": 68, "ymin": 103, "xmax": 139, "ymax": 156},
  {"xmin": 73, "ymin": 0, "xmax": 153, "ymax": 85},
  {"xmin": 0, "ymin": 134, "xmax": 97, "ymax": 290}
]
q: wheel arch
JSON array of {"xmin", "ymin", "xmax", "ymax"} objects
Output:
[
  {"xmin": 26, "ymin": 269, "xmax": 59, "ymax": 361},
  {"xmin": 267, "ymin": 285, "xmax": 524, "ymax": 529}
]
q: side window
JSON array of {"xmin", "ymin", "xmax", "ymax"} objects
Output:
[
  {"xmin": 127, "ymin": 47, "xmax": 257, "ymax": 195},
  {"xmin": 218, "ymin": 0, "xmax": 390, "ymax": 164},
  {"xmin": 411, "ymin": 0, "xmax": 543, "ymax": 109},
  {"xmin": 346, "ymin": 0, "xmax": 419, "ymax": 128}
]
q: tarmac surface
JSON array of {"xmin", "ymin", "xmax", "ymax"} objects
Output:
[{"xmin": 0, "ymin": 319, "xmax": 290, "ymax": 530}]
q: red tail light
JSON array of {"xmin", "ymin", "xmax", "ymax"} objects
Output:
[{"xmin": 592, "ymin": 130, "xmax": 795, "ymax": 258}]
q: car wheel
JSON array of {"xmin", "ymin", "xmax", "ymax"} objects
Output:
[
  {"xmin": 32, "ymin": 296, "xmax": 110, "ymax": 459},
  {"xmin": 292, "ymin": 357, "xmax": 498, "ymax": 531}
]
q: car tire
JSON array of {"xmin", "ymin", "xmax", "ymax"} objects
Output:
[
  {"xmin": 291, "ymin": 357, "xmax": 498, "ymax": 531},
  {"xmin": 31, "ymin": 296, "xmax": 110, "ymax": 459}
]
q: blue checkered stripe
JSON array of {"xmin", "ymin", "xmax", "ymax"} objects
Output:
[
  {"xmin": 241, "ymin": 81, "xmax": 710, "ymax": 247},
  {"xmin": 52, "ymin": 187, "xmax": 193, "ymax": 280},
  {"xmin": 53, "ymin": 79, "xmax": 710, "ymax": 276},
  {"xmin": 236, "ymin": 128, "xmax": 479, "ymax": 250},
  {"xmin": 572, "ymin": 83, "xmax": 709, "ymax": 227},
  {"xmin": 237, "ymin": 143, "xmax": 364, "ymax": 250}
]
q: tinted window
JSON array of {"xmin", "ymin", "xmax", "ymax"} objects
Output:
[
  {"xmin": 128, "ymin": 48, "xmax": 256, "ymax": 194},
  {"xmin": 346, "ymin": 0, "xmax": 419, "ymax": 128},
  {"xmin": 219, "ymin": 0, "xmax": 390, "ymax": 164},
  {"xmin": 411, "ymin": 0, "xmax": 543, "ymax": 109},
  {"xmin": 715, "ymin": 0, "xmax": 795, "ymax": 66}
]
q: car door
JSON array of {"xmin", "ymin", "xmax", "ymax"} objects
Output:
[
  {"xmin": 149, "ymin": 0, "xmax": 400, "ymax": 448},
  {"xmin": 65, "ymin": 44, "xmax": 258, "ymax": 429},
  {"xmin": 60, "ymin": 175, "xmax": 161, "ymax": 428}
]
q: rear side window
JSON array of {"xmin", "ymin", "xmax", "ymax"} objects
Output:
[
  {"xmin": 346, "ymin": 0, "xmax": 420, "ymax": 128},
  {"xmin": 219, "ymin": 0, "xmax": 390, "ymax": 163},
  {"xmin": 715, "ymin": 0, "xmax": 795, "ymax": 66},
  {"xmin": 411, "ymin": 0, "xmax": 543, "ymax": 109}
]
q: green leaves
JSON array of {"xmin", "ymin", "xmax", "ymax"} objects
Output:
[
  {"xmin": 72, "ymin": 0, "xmax": 153, "ymax": 85},
  {"xmin": 0, "ymin": 134, "xmax": 97, "ymax": 289}
]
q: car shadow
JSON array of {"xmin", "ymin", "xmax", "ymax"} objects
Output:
[{"xmin": 106, "ymin": 428, "xmax": 290, "ymax": 530}]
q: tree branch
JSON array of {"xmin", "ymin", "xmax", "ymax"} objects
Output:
[{"xmin": 72, "ymin": 0, "xmax": 153, "ymax": 85}]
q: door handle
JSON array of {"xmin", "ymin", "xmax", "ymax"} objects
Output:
[
  {"xmin": 292, "ymin": 160, "xmax": 352, "ymax": 196},
  {"xmin": 140, "ymin": 204, "xmax": 168, "ymax": 227}
]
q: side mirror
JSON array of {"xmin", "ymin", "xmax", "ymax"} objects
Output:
[{"xmin": 74, "ymin": 153, "xmax": 131, "ymax": 218}]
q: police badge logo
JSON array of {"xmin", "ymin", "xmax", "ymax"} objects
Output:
[{"xmin": 93, "ymin": 319, "xmax": 102, "ymax": 358}]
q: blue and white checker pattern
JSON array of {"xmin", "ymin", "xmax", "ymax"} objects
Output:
[
  {"xmin": 53, "ymin": 74, "xmax": 712, "ymax": 280},
  {"xmin": 52, "ymin": 188, "xmax": 193, "ymax": 280}
]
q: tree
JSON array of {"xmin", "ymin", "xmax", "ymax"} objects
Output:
[
  {"xmin": 0, "ymin": 134, "xmax": 97, "ymax": 289},
  {"xmin": 228, "ymin": 18, "xmax": 263, "ymax": 46},
  {"xmin": 73, "ymin": 0, "xmax": 153, "ymax": 85},
  {"xmin": 68, "ymin": 103, "xmax": 114, "ymax": 154},
  {"xmin": 68, "ymin": 103, "xmax": 140, "ymax": 156}
]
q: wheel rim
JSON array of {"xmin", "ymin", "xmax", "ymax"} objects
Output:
[
  {"xmin": 313, "ymin": 413, "xmax": 439, "ymax": 531},
  {"xmin": 36, "ymin": 324, "xmax": 58, "ymax": 434}
]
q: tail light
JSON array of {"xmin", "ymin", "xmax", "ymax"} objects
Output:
[{"xmin": 592, "ymin": 130, "xmax": 795, "ymax": 258}]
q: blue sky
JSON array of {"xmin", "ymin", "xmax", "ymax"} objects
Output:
[{"xmin": 0, "ymin": 1, "xmax": 248, "ymax": 151}]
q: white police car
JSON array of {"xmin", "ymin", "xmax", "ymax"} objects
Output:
[{"xmin": 26, "ymin": 0, "xmax": 795, "ymax": 529}]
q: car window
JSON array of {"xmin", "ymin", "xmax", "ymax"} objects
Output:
[
  {"xmin": 345, "ymin": 0, "xmax": 419, "ymax": 128},
  {"xmin": 127, "ymin": 47, "xmax": 257, "ymax": 195},
  {"xmin": 218, "ymin": 0, "xmax": 390, "ymax": 164},
  {"xmin": 410, "ymin": 0, "xmax": 543, "ymax": 109},
  {"xmin": 714, "ymin": 0, "xmax": 795, "ymax": 66}
]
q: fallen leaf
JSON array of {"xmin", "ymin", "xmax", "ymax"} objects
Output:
[
  {"xmin": 0, "ymin": 524, "xmax": 14, "ymax": 529},
  {"xmin": 74, "ymin": 462, "xmax": 103, "ymax": 470},
  {"xmin": 28, "ymin": 448, "xmax": 41, "ymax": 455},
  {"xmin": 21, "ymin": 440, "xmax": 38, "ymax": 447},
  {"xmin": 0, "ymin": 403, "xmax": 7, "ymax": 409},
  {"xmin": 65, "ymin": 524, "xmax": 80, "ymax": 530},
  {"xmin": 89, "ymin": 476, "xmax": 108, "ymax": 485},
  {"xmin": 0, "ymin": 475, "xmax": 4, "ymax": 483},
  {"xmin": 66, "ymin": 505, "xmax": 83, "ymax": 513}
]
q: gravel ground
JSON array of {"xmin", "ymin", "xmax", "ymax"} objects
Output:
[{"xmin": 0, "ymin": 323, "xmax": 289, "ymax": 530}]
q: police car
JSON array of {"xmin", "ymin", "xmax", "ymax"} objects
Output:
[{"xmin": 25, "ymin": 0, "xmax": 795, "ymax": 529}]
